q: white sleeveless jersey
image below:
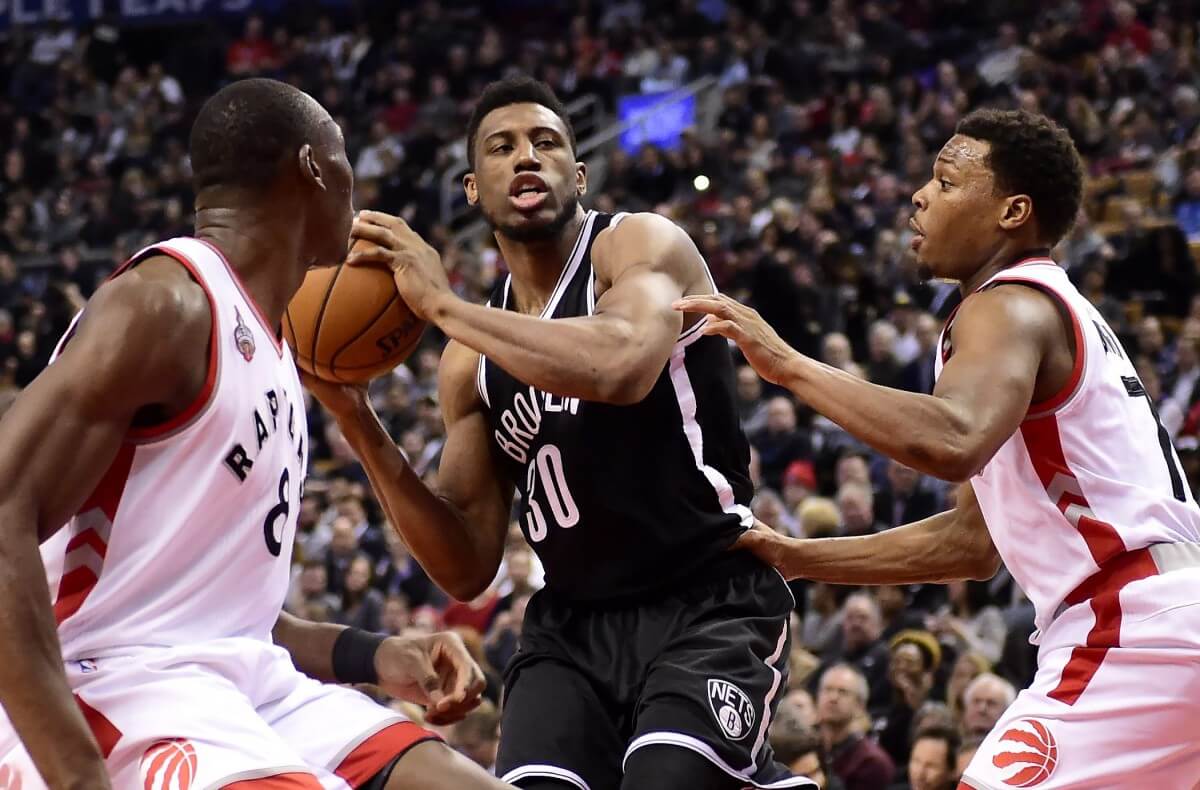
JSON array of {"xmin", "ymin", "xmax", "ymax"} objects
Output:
[
  {"xmin": 43, "ymin": 237, "xmax": 308, "ymax": 659},
  {"xmin": 934, "ymin": 257, "xmax": 1200, "ymax": 633}
]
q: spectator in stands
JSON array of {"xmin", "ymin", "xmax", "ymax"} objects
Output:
[
  {"xmin": 286, "ymin": 559, "xmax": 339, "ymax": 617},
  {"xmin": 753, "ymin": 395, "xmax": 813, "ymax": 491},
  {"xmin": 891, "ymin": 726, "xmax": 960, "ymax": 790},
  {"xmin": 825, "ymin": 593, "xmax": 890, "ymax": 713},
  {"xmin": 927, "ymin": 581, "xmax": 1006, "ymax": 665},
  {"xmin": 945, "ymin": 651, "xmax": 990, "ymax": 721},
  {"xmin": 336, "ymin": 553, "xmax": 385, "ymax": 632},
  {"xmin": 961, "ymin": 674, "xmax": 1017, "ymax": 739},
  {"xmin": 836, "ymin": 483, "xmax": 885, "ymax": 537},
  {"xmin": 875, "ymin": 460, "xmax": 939, "ymax": 528},
  {"xmin": 1173, "ymin": 167, "xmax": 1200, "ymax": 242},
  {"xmin": 448, "ymin": 699, "xmax": 501, "ymax": 773},
  {"xmin": 877, "ymin": 630, "xmax": 941, "ymax": 767},
  {"xmin": 817, "ymin": 664, "xmax": 895, "ymax": 790},
  {"xmin": 899, "ymin": 314, "xmax": 939, "ymax": 394},
  {"xmin": 771, "ymin": 719, "xmax": 843, "ymax": 790}
]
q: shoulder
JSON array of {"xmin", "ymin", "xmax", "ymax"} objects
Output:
[
  {"xmin": 592, "ymin": 212, "xmax": 702, "ymax": 281},
  {"xmin": 951, "ymin": 282, "xmax": 1063, "ymax": 353},
  {"xmin": 437, "ymin": 339, "xmax": 484, "ymax": 420}
]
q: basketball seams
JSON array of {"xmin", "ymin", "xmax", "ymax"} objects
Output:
[
  {"xmin": 309, "ymin": 263, "xmax": 345, "ymax": 379},
  {"xmin": 327, "ymin": 292, "xmax": 399, "ymax": 381}
]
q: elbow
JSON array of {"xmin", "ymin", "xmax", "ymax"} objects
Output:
[
  {"xmin": 920, "ymin": 432, "xmax": 988, "ymax": 484},
  {"xmin": 593, "ymin": 362, "xmax": 658, "ymax": 406},
  {"xmin": 968, "ymin": 544, "xmax": 1002, "ymax": 581}
]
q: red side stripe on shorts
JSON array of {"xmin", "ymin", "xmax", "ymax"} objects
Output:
[
  {"xmin": 223, "ymin": 772, "xmax": 323, "ymax": 790},
  {"xmin": 334, "ymin": 721, "xmax": 441, "ymax": 788},
  {"xmin": 74, "ymin": 694, "xmax": 121, "ymax": 758}
]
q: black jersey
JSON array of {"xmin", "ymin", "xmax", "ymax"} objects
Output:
[{"xmin": 478, "ymin": 210, "xmax": 754, "ymax": 603}]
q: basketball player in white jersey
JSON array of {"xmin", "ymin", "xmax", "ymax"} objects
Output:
[
  {"xmin": 678, "ymin": 109, "xmax": 1200, "ymax": 788},
  {"xmin": 0, "ymin": 79, "xmax": 506, "ymax": 790}
]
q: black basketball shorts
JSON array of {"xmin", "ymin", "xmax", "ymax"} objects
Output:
[{"xmin": 495, "ymin": 552, "xmax": 816, "ymax": 790}]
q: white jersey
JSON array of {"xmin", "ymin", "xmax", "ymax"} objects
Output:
[
  {"xmin": 43, "ymin": 237, "xmax": 308, "ymax": 659},
  {"xmin": 934, "ymin": 256, "xmax": 1200, "ymax": 634}
]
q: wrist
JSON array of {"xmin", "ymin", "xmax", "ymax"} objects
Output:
[
  {"xmin": 779, "ymin": 351, "xmax": 810, "ymax": 388},
  {"xmin": 426, "ymin": 289, "xmax": 458, "ymax": 327},
  {"xmin": 332, "ymin": 627, "xmax": 386, "ymax": 684}
]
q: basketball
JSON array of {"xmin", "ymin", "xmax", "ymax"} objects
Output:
[{"xmin": 283, "ymin": 240, "xmax": 425, "ymax": 384}]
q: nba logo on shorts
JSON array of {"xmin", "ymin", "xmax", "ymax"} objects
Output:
[
  {"xmin": 707, "ymin": 678, "xmax": 755, "ymax": 741},
  {"xmin": 141, "ymin": 738, "xmax": 198, "ymax": 790},
  {"xmin": 992, "ymin": 718, "xmax": 1058, "ymax": 787}
]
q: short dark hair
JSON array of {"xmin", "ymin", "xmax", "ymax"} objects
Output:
[
  {"xmin": 466, "ymin": 76, "xmax": 576, "ymax": 169},
  {"xmin": 189, "ymin": 78, "xmax": 324, "ymax": 193},
  {"xmin": 955, "ymin": 108, "xmax": 1084, "ymax": 245},
  {"xmin": 912, "ymin": 724, "xmax": 961, "ymax": 771},
  {"xmin": 769, "ymin": 720, "xmax": 823, "ymax": 766}
]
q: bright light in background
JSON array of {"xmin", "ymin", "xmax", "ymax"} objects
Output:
[{"xmin": 693, "ymin": 175, "xmax": 710, "ymax": 192}]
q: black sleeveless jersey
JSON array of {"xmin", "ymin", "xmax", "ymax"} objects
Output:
[{"xmin": 477, "ymin": 210, "xmax": 754, "ymax": 603}]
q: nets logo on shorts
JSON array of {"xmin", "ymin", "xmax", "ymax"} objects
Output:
[
  {"xmin": 707, "ymin": 678, "xmax": 755, "ymax": 741},
  {"xmin": 141, "ymin": 738, "xmax": 198, "ymax": 790},
  {"xmin": 992, "ymin": 718, "xmax": 1058, "ymax": 787}
]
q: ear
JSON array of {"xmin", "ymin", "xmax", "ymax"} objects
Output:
[
  {"xmin": 299, "ymin": 144, "xmax": 326, "ymax": 191},
  {"xmin": 463, "ymin": 171, "xmax": 478, "ymax": 206},
  {"xmin": 575, "ymin": 161, "xmax": 588, "ymax": 197},
  {"xmin": 998, "ymin": 194, "xmax": 1033, "ymax": 232}
]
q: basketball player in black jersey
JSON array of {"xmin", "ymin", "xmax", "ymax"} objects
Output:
[{"xmin": 307, "ymin": 77, "xmax": 812, "ymax": 790}]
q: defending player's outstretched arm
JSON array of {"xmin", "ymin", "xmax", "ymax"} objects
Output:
[
  {"xmin": 677, "ymin": 285, "xmax": 1068, "ymax": 483},
  {"xmin": 0, "ymin": 258, "xmax": 211, "ymax": 790},
  {"xmin": 305, "ymin": 339, "xmax": 514, "ymax": 602},
  {"xmin": 739, "ymin": 483, "xmax": 1000, "ymax": 583},
  {"xmin": 349, "ymin": 211, "xmax": 703, "ymax": 405}
]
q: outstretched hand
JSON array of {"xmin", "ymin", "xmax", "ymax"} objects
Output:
[{"xmin": 673, "ymin": 294, "xmax": 798, "ymax": 385}]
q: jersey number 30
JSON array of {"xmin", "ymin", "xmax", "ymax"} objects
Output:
[{"xmin": 525, "ymin": 444, "xmax": 579, "ymax": 542}]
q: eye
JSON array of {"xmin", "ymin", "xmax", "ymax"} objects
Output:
[
  {"xmin": 535, "ymin": 139, "xmax": 557, "ymax": 149},
  {"xmin": 491, "ymin": 144, "xmax": 512, "ymax": 155},
  {"xmin": 939, "ymin": 178, "xmax": 952, "ymax": 190}
]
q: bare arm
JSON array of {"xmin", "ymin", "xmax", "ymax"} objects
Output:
[
  {"xmin": 678, "ymin": 286, "xmax": 1061, "ymax": 481},
  {"xmin": 0, "ymin": 259, "xmax": 208, "ymax": 789},
  {"xmin": 306, "ymin": 340, "xmax": 514, "ymax": 601},
  {"xmin": 739, "ymin": 483, "xmax": 1000, "ymax": 584},
  {"xmin": 350, "ymin": 211, "xmax": 702, "ymax": 405}
]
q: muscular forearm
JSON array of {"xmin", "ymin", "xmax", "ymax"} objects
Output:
[
  {"xmin": 335, "ymin": 402, "xmax": 494, "ymax": 599},
  {"xmin": 274, "ymin": 611, "xmax": 344, "ymax": 682},
  {"xmin": 778, "ymin": 355, "xmax": 979, "ymax": 481},
  {"xmin": 0, "ymin": 512, "xmax": 107, "ymax": 787},
  {"xmin": 429, "ymin": 295, "xmax": 655, "ymax": 404},
  {"xmin": 772, "ymin": 510, "xmax": 993, "ymax": 584}
]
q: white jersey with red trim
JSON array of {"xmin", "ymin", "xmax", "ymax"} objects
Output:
[
  {"xmin": 42, "ymin": 237, "xmax": 308, "ymax": 659},
  {"xmin": 934, "ymin": 257, "xmax": 1200, "ymax": 634}
]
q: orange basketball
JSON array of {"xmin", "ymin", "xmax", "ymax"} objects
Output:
[{"xmin": 284, "ymin": 240, "xmax": 425, "ymax": 384}]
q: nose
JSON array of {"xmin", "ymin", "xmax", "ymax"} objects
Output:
[
  {"xmin": 912, "ymin": 186, "xmax": 926, "ymax": 210},
  {"xmin": 514, "ymin": 139, "xmax": 541, "ymax": 172}
]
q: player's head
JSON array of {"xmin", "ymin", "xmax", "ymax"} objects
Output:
[
  {"xmin": 910, "ymin": 109, "xmax": 1083, "ymax": 282},
  {"xmin": 463, "ymin": 76, "xmax": 585, "ymax": 242},
  {"xmin": 190, "ymin": 78, "xmax": 353, "ymax": 266}
]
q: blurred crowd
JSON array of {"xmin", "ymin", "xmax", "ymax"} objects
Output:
[{"xmin": 4, "ymin": 0, "xmax": 1200, "ymax": 788}]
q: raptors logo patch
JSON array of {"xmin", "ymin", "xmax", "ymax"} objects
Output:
[
  {"xmin": 233, "ymin": 307, "xmax": 256, "ymax": 362},
  {"xmin": 992, "ymin": 718, "xmax": 1058, "ymax": 787},
  {"xmin": 707, "ymin": 678, "xmax": 755, "ymax": 741},
  {"xmin": 141, "ymin": 738, "xmax": 198, "ymax": 790}
]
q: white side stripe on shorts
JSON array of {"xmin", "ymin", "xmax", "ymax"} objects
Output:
[{"xmin": 501, "ymin": 764, "xmax": 591, "ymax": 790}]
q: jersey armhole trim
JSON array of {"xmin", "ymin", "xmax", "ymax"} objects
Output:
[
  {"xmin": 985, "ymin": 277, "xmax": 1086, "ymax": 420},
  {"xmin": 125, "ymin": 246, "xmax": 222, "ymax": 443}
]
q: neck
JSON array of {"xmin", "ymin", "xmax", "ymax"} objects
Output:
[
  {"xmin": 194, "ymin": 201, "xmax": 310, "ymax": 327},
  {"xmin": 958, "ymin": 241, "xmax": 1051, "ymax": 296},
  {"xmin": 495, "ymin": 206, "xmax": 587, "ymax": 315},
  {"xmin": 819, "ymin": 721, "xmax": 853, "ymax": 750}
]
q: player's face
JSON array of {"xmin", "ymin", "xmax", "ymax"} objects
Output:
[
  {"xmin": 465, "ymin": 103, "xmax": 586, "ymax": 242},
  {"xmin": 307, "ymin": 113, "xmax": 355, "ymax": 267},
  {"xmin": 910, "ymin": 135, "xmax": 1010, "ymax": 282}
]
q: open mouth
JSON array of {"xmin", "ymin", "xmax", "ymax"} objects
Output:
[{"xmin": 509, "ymin": 174, "xmax": 550, "ymax": 212}]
